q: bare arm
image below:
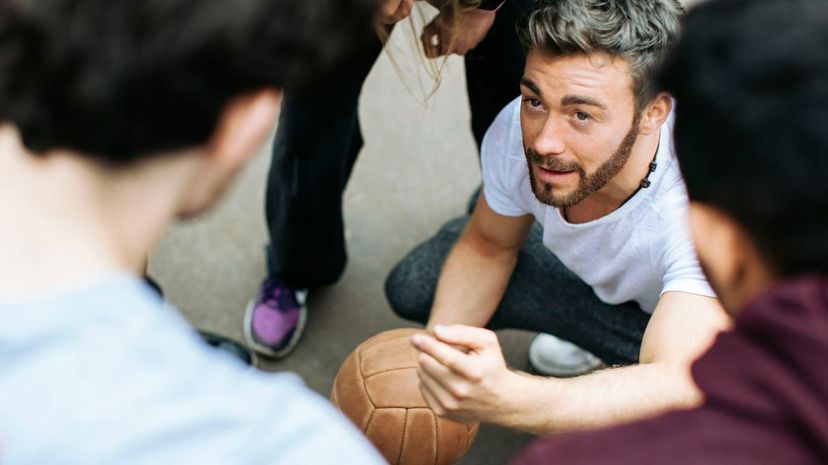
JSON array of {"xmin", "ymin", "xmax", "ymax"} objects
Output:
[
  {"xmin": 507, "ymin": 292, "xmax": 730, "ymax": 433},
  {"xmin": 427, "ymin": 193, "xmax": 534, "ymax": 328},
  {"xmin": 413, "ymin": 292, "xmax": 731, "ymax": 434}
]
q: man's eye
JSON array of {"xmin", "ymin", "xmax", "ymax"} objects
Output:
[
  {"xmin": 574, "ymin": 111, "xmax": 591, "ymax": 121},
  {"xmin": 524, "ymin": 97, "xmax": 542, "ymax": 108}
]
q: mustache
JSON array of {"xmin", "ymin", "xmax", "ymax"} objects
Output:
[{"xmin": 525, "ymin": 148, "xmax": 583, "ymax": 173}]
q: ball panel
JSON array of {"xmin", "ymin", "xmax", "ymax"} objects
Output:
[
  {"xmin": 331, "ymin": 349, "xmax": 375, "ymax": 430},
  {"xmin": 360, "ymin": 328, "xmax": 421, "ymax": 347},
  {"xmin": 399, "ymin": 408, "xmax": 437, "ymax": 465},
  {"xmin": 365, "ymin": 368, "xmax": 428, "ymax": 408},
  {"xmin": 366, "ymin": 407, "xmax": 407, "ymax": 464},
  {"xmin": 361, "ymin": 335, "xmax": 419, "ymax": 376},
  {"xmin": 436, "ymin": 419, "xmax": 480, "ymax": 465}
]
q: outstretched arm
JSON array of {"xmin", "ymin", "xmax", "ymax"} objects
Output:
[{"xmin": 413, "ymin": 291, "xmax": 730, "ymax": 434}]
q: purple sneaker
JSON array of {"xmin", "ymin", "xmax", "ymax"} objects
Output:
[{"xmin": 243, "ymin": 278, "xmax": 307, "ymax": 358}]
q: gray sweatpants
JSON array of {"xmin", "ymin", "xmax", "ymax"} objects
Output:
[{"xmin": 384, "ymin": 216, "xmax": 651, "ymax": 365}]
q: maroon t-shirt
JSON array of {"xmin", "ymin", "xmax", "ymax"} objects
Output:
[{"xmin": 513, "ymin": 276, "xmax": 828, "ymax": 465}]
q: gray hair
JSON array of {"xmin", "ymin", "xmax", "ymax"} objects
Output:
[{"xmin": 517, "ymin": 0, "xmax": 684, "ymax": 107}]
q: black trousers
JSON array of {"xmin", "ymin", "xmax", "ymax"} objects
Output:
[{"xmin": 265, "ymin": 0, "xmax": 534, "ymax": 288}]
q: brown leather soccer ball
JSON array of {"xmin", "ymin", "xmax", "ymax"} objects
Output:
[{"xmin": 331, "ymin": 328, "xmax": 479, "ymax": 465}]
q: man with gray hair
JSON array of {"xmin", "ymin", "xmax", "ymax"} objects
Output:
[{"xmin": 384, "ymin": 0, "xmax": 729, "ymax": 433}]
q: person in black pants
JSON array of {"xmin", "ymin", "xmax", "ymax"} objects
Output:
[{"xmin": 243, "ymin": 0, "xmax": 534, "ymax": 358}]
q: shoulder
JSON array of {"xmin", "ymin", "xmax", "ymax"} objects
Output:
[
  {"xmin": 643, "ymin": 180, "xmax": 692, "ymax": 266},
  {"xmin": 647, "ymin": 109, "xmax": 692, "ymax": 229},
  {"xmin": 643, "ymin": 179, "xmax": 714, "ymax": 298},
  {"xmin": 481, "ymin": 97, "xmax": 523, "ymax": 163},
  {"xmin": 481, "ymin": 97, "xmax": 534, "ymax": 216},
  {"xmin": 488, "ymin": 96, "xmax": 522, "ymax": 139},
  {"xmin": 0, "ymin": 279, "xmax": 383, "ymax": 464}
]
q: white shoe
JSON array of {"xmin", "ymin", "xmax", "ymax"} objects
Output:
[{"xmin": 528, "ymin": 333, "xmax": 603, "ymax": 377}]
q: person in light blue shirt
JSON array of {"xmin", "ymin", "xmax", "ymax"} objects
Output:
[
  {"xmin": 0, "ymin": 0, "xmax": 386, "ymax": 464},
  {"xmin": 0, "ymin": 276, "xmax": 384, "ymax": 464}
]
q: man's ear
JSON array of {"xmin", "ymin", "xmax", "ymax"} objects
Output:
[
  {"xmin": 688, "ymin": 202, "xmax": 774, "ymax": 313},
  {"xmin": 207, "ymin": 89, "xmax": 282, "ymax": 166},
  {"xmin": 637, "ymin": 92, "xmax": 671, "ymax": 136}
]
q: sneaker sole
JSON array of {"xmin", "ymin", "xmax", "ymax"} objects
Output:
[
  {"xmin": 242, "ymin": 299, "xmax": 307, "ymax": 359},
  {"xmin": 199, "ymin": 330, "xmax": 260, "ymax": 370},
  {"xmin": 528, "ymin": 339, "xmax": 603, "ymax": 378}
]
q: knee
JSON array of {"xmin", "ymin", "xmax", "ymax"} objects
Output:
[
  {"xmin": 384, "ymin": 257, "xmax": 435, "ymax": 325},
  {"xmin": 384, "ymin": 216, "xmax": 466, "ymax": 324}
]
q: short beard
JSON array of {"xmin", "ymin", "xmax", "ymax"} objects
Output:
[{"xmin": 525, "ymin": 114, "xmax": 641, "ymax": 208}]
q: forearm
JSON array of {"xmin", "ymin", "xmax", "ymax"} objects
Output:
[
  {"xmin": 499, "ymin": 362, "xmax": 702, "ymax": 434},
  {"xmin": 427, "ymin": 238, "xmax": 517, "ymax": 328}
]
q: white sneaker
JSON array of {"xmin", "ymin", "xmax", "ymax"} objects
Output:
[{"xmin": 528, "ymin": 333, "xmax": 603, "ymax": 377}]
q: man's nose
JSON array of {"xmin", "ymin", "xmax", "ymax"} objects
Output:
[{"xmin": 532, "ymin": 117, "xmax": 567, "ymax": 156}]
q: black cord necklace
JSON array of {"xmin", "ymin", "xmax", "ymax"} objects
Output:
[
  {"xmin": 618, "ymin": 144, "xmax": 658, "ymax": 208},
  {"xmin": 640, "ymin": 148, "xmax": 658, "ymax": 189}
]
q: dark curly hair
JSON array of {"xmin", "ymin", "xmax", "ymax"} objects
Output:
[
  {"xmin": 0, "ymin": 0, "xmax": 378, "ymax": 163},
  {"xmin": 661, "ymin": 0, "xmax": 828, "ymax": 277}
]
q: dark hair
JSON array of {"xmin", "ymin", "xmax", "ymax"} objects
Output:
[
  {"xmin": 0, "ymin": 0, "xmax": 377, "ymax": 163},
  {"xmin": 516, "ymin": 0, "xmax": 684, "ymax": 109},
  {"xmin": 660, "ymin": 0, "xmax": 828, "ymax": 277}
]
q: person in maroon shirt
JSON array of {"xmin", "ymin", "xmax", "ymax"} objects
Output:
[{"xmin": 513, "ymin": 0, "xmax": 828, "ymax": 464}]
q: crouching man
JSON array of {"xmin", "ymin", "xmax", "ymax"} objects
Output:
[
  {"xmin": 515, "ymin": 0, "xmax": 828, "ymax": 462},
  {"xmin": 385, "ymin": 0, "xmax": 729, "ymax": 433}
]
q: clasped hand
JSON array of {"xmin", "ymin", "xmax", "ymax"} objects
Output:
[
  {"xmin": 421, "ymin": 5, "xmax": 496, "ymax": 57},
  {"xmin": 377, "ymin": 0, "xmax": 497, "ymax": 56},
  {"xmin": 410, "ymin": 325, "xmax": 517, "ymax": 424},
  {"xmin": 377, "ymin": 0, "xmax": 415, "ymax": 24}
]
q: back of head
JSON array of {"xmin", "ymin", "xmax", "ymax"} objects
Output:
[
  {"xmin": 661, "ymin": 0, "xmax": 828, "ymax": 277},
  {"xmin": 516, "ymin": 0, "xmax": 684, "ymax": 108},
  {"xmin": 0, "ymin": 0, "xmax": 377, "ymax": 164}
]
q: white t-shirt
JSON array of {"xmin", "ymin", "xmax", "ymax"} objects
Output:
[
  {"xmin": 0, "ymin": 274, "xmax": 386, "ymax": 465},
  {"xmin": 482, "ymin": 98, "xmax": 714, "ymax": 313}
]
